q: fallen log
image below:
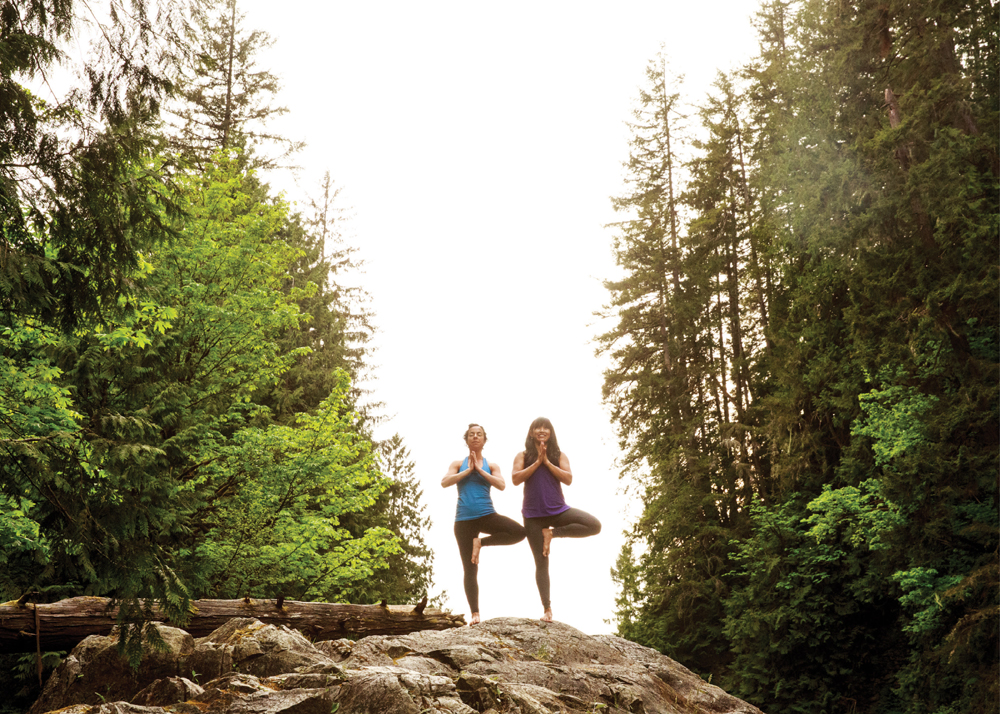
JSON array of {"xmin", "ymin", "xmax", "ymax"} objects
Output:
[{"xmin": 0, "ymin": 596, "xmax": 465, "ymax": 654}]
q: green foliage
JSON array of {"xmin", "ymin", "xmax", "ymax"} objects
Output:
[
  {"xmin": 0, "ymin": 156, "xmax": 404, "ymax": 661},
  {"xmin": 0, "ymin": 494, "xmax": 50, "ymax": 598},
  {"xmin": 2, "ymin": 154, "xmax": 295, "ymax": 625},
  {"xmin": 1, "ymin": 0, "xmax": 181, "ymax": 331},
  {"xmin": 853, "ymin": 382, "xmax": 939, "ymax": 470},
  {"xmin": 804, "ymin": 479, "xmax": 904, "ymax": 552},
  {"xmin": 336, "ymin": 433, "xmax": 436, "ymax": 605},
  {"xmin": 187, "ymin": 373, "xmax": 400, "ymax": 601},
  {"xmin": 607, "ymin": 2, "xmax": 998, "ymax": 713},
  {"xmin": 0, "ymin": 651, "xmax": 65, "ymax": 713},
  {"xmin": 893, "ymin": 567, "xmax": 963, "ymax": 637},
  {"xmin": 603, "ymin": 52, "xmax": 767, "ymax": 680},
  {"xmin": 2, "ymin": 0, "xmax": 435, "ymax": 676},
  {"xmin": 724, "ymin": 498, "xmax": 904, "ymax": 714},
  {"xmin": 263, "ymin": 172, "xmax": 375, "ymax": 422}
]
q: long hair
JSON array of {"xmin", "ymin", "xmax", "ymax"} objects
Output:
[{"xmin": 523, "ymin": 417, "xmax": 561, "ymax": 466}]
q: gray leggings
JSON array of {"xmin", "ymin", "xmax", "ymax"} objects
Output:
[{"xmin": 524, "ymin": 507, "xmax": 601, "ymax": 609}]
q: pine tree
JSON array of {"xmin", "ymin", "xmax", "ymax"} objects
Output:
[
  {"xmin": 601, "ymin": 56, "xmax": 758, "ymax": 677},
  {"xmin": 598, "ymin": 53, "xmax": 690, "ymax": 477},
  {"xmin": 2, "ymin": 2, "xmax": 187, "ymax": 690},
  {"xmin": 0, "ymin": 156, "xmax": 401, "ymax": 666},
  {"xmin": 161, "ymin": 0, "xmax": 437, "ymax": 607},
  {"xmin": 1, "ymin": 0, "xmax": 181, "ymax": 330},
  {"xmin": 167, "ymin": 0, "xmax": 302, "ymax": 171},
  {"xmin": 263, "ymin": 172, "xmax": 375, "ymax": 423},
  {"xmin": 809, "ymin": 2, "xmax": 998, "ymax": 710},
  {"xmin": 718, "ymin": 1, "xmax": 999, "ymax": 712},
  {"xmin": 605, "ymin": 3, "xmax": 998, "ymax": 712},
  {"xmin": 337, "ymin": 434, "xmax": 436, "ymax": 604}
]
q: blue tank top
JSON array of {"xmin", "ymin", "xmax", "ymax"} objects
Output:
[{"xmin": 455, "ymin": 457, "xmax": 497, "ymax": 521}]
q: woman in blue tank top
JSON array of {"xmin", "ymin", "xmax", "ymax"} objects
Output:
[
  {"xmin": 442, "ymin": 423, "xmax": 526, "ymax": 625},
  {"xmin": 512, "ymin": 417, "xmax": 601, "ymax": 623}
]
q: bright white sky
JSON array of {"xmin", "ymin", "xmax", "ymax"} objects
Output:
[{"xmin": 234, "ymin": 0, "xmax": 766, "ymax": 635}]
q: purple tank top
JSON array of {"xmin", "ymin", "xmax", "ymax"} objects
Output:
[{"xmin": 522, "ymin": 462, "xmax": 570, "ymax": 518}]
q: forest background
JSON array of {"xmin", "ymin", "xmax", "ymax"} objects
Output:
[{"xmin": 1, "ymin": 2, "xmax": 997, "ymax": 714}]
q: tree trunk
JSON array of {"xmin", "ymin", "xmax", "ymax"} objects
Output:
[
  {"xmin": 221, "ymin": 0, "xmax": 237, "ymax": 149},
  {"xmin": 0, "ymin": 597, "xmax": 463, "ymax": 654}
]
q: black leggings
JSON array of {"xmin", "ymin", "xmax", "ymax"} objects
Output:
[
  {"xmin": 524, "ymin": 507, "xmax": 601, "ymax": 610},
  {"xmin": 454, "ymin": 513, "xmax": 526, "ymax": 613}
]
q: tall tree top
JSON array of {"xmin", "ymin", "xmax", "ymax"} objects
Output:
[{"xmin": 166, "ymin": 0, "xmax": 303, "ymax": 172}]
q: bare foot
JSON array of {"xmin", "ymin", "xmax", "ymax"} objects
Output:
[
  {"xmin": 470, "ymin": 612, "xmax": 481, "ymax": 625},
  {"xmin": 540, "ymin": 608, "xmax": 553, "ymax": 623},
  {"xmin": 471, "ymin": 537, "xmax": 482, "ymax": 565},
  {"xmin": 542, "ymin": 527, "xmax": 553, "ymax": 557}
]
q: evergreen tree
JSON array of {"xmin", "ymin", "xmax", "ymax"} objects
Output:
[
  {"xmin": 601, "ymin": 56, "xmax": 756, "ymax": 676},
  {"xmin": 2, "ymin": 4, "xmax": 437, "ymax": 694},
  {"xmin": 0, "ymin": 157, "xmax": 399, "ymax": 659},
  {"xmin": 161, "ymin": 0, "xmax": 436, "ymax": 607},
  {"xmin": 161, "ymin": 0, "xmax": 436, "ymax": 606},
  {"xmin": 797, "ymin": 2, "xmax": 998, "ymax": 711},
  {"xmin": 337, "ymin": 434, "xmax": 436, "ymax": 604},
  {"xmin": 1, "ymin": 0, "xmax": 181, "ymax": 330},
  {"xmin": 606, "ymin": 2, "xmax": 998, "ymax": 712},
  {"xmin": 167, "ymin": 0, "xmax": 302, "ymax": 171},
  {"xmin": 599, "ymin": 53, "xmax": 690, "ymax": 475},
  {"xmin": 3, "ymin": 1, "xmax": 184, "ymax": 693},
  {"xmin": 264, "ymin": 172, "xmax": 375, "ymax": 423}
]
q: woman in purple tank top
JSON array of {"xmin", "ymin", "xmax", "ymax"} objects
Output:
[{"xmin": 512, "ymin": 417, "xmax": 601, "ymax": 623}]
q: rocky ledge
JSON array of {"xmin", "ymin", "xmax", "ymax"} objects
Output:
[{"xmin": 29, "ymin": 616, "xmax": 764, "ymax": 714}]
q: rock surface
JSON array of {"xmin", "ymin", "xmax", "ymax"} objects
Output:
[{"xmin": 30, "ymin": 616, "xmax": 765, "ymax": 714}]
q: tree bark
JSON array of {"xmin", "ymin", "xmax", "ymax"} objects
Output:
[{"xmin": 0, "ymin": 597, "xmax": 464, "ymax": 654}]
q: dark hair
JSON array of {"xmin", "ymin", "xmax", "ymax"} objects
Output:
[
  {"xmin": 463, "ymin": 423, "xmax": 487, "ymax": 444},
  {"xmin": 524, "ymin": 417, "xmax": 560, "ymax": 466}
]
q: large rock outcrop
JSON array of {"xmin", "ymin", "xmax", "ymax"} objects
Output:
[{"xmin": 30, "ymin": 616, "xmax": 764, "ymax": 714}]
